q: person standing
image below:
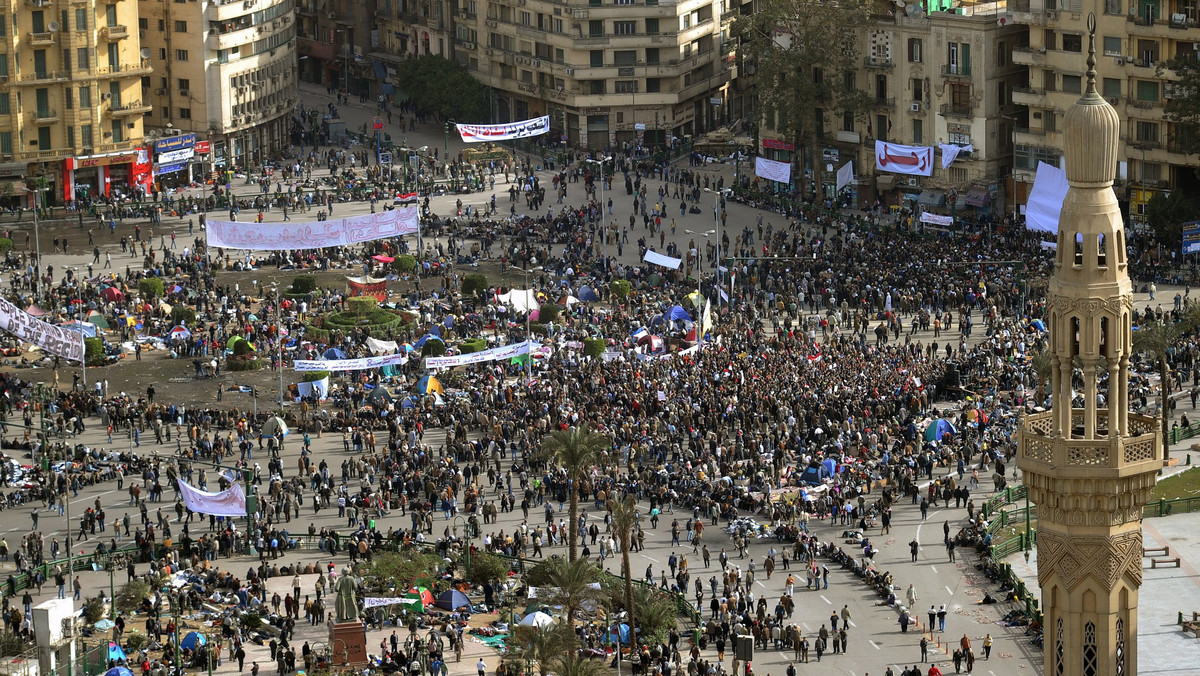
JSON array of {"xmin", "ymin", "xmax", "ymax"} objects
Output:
[
  {"xmin": 920, "ymin": 637, "xmax": 928, "ymax": 662},
  {"xmin": 982, "ymin": 633, "xmax": 993, "ymax": 660},
  {"xmin": 477, "ymin": 658, "xmax": 487, "ymax": 676}
]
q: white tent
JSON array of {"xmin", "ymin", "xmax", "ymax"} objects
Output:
[
  {"xmin": 497, "ymin": 289, "xmax": 539, "ymax": 313},
  {"xmin": 518, "ymin": 611, "xmax": 555, "ymax": 627}
]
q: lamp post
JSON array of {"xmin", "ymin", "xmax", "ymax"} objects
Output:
[
  {"xmin": 452, "ymin": 515, "xmax": 472, "ymax": 575},
  {"xmin": 27, "ymin": 179, "xmax": 48, "ymax": 305},
  {"xmin": 271, "ymin": 283, "xmax": 284, "ymax": 412},
  {"xmin": 510, "ymin": 265, "xmax": 543, "ymax": 381},
  {"xmin": 683, "ymin": 228, "xmax": 714, "ymax": 349},
  {"xmin": 443, "ymin": 118, "xmax": 456, "ymax": 175},
  {"xmin": 703, "ymin": 188, "xmax": 722, "ymax": 304},
  {"xmin": 583, "ymin": 157, "xmax": 612, "ymax": 262}
]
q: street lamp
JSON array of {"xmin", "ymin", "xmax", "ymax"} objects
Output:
[
  {"xmin": 510, "ymin": 265, "xmax": 543, "ymax": 380},
  {"xmin": 703, "ymin": 188, "xmax": 722, "ymax": 304},
  {"xmin": 583, "ymin": 157, "xmax": 612, "ymax": 262},
  {"xmin": 683, "ymin": 228, "xmax": 714, "ymax": 348},
  {"xmin": 270, "ymin": 283, "xmax": 285, "ymax": 412},
  {"xmin": 443, "ymin": 118, "xmax": 457, "ymax": 171},
  {"xmin": 26, "ymin": 179, "xmax": 48, "ymax": 305},
  {"xmin": 452, "ymin": 515, "xmax": 473, "ymax": 575}
]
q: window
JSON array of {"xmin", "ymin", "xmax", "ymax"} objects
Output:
[
  {"xmin": 588, "ymin": 20, "xmax": 602, "ymax": 36},
  {"xmin": 1063, "ymin": 74, "xmax": 1082, "ymax": 93},
  {"xmin": 997, "ymin": 81, "xmax": 1007, "ymax": 106},
  {"xmin": 908, "ymin": 38, "xmax": 922, "ymax": 62},
  {"xmin": 645, "ymin": 18, "xmax": 659, "ymax": 35},
  {"xmin": 1136, "ymin": 120, "xmax": 1159, "ymax": 142},
  {"xmin": 615, "ymin": 80, "xmax": 637, "ymax": 93},
  {"xmin": 105, "ymin": 4, "xmax": 116, "ymax": 26},
  {"xmin": 589, "ymin": 80, "xmax": 604, "ymax": 94},
  {"xmin": 645, "ymin": 78, "xmax": 659, "ymax": 92},
  {"xmin": 875, "ymin": 114, "xmax": 887, "ymax": 142},
  {"xmin": 81, "ymin": 124, "xmax": 92, "ymax": 147},
  {"xmin": 842, "ymin": 111, "xmax": 853, "ymax": 132},
  {"xmin": 997, "ymin": 42, "xmax": 1007, "ymax": 66},
  {"xmin": 1140, "ymin": 161, "xmax": 1162, "ymax": 182},
  {"xmin": 590, "ymin": 50, "xmax": 603, "ymax": 67},
  {"xmin": 63, "ymin": 88, "xmax": 71, "ymax": 110},
  {"xmin": 158, "ymin": 19, "xmax": 165, "ymax": 31},
  {"xmin": 0, "ymin": 55, "xmax": 7, "ymax": 77},
  {"xmin": 614, "ymin": 50, "xmax": 636, "ymax": 66},
  {"xmin": 178, "ymin": 78, "xmax": 190, "ymax": 90},
  {"xmin": 175, "ymin": 49, "xmax": 189, "ymax": 61},
  {"xmin": 519, "ymin": 11, "xmax": 531, "ymax": 25},
  {"xmin": 77, "ymin": 9, "xmax": 88, "ymax": 30},
  {"xmin": 645, "ymin": 47, "xmax": 659, "ymax": 64},
  {"xmin": 79, "ymin": 86, "xmax": 91, "ymax": 107},
  {"xmin": 159, "ymin": 48, "xmax": 167, "ymax": 60},
  {"xmin": 1063, "ymin": 33, "xmax": 1082, "ymax": 52},
  {"xmin": 1137, "ymin": 79, "xmax": 1159, "ymax": 101},
  {"xmin": 911, "ymin": 77, "xmax": 923, "ymax": 101},
  {"xmin": 0, "ymin": 95, "xmax": 8, "ymax": 115},
  {"xmin": 844, "ymin": 70, "xmax": 855, "ymax": 91},
  {"xmin": 107, "ymin": 43, "xmax": 119, "ymax": 67},
  {"xmin": 138, "ymin": 17, "xmax": 147, "ymax": 29},
  {"xmin": 0, "ymin": 132, "xmax": 11, "ymax": 155},
  {"xmin": 1105, "ymin": 0, "xmax": 1122, "ymax": 13},
  {"xmin": 1015, "ymin": 144, "xmax": 1061, "ymax": 170},
  {"xmin": 1103, "ymin": 77, "xmax": 1121, "ymax": 98},
  {"xmin": 174, "ymin": 20, "xmax": 187, "ymax": 32},
  {"xmin": 178, "ymin": 107, "xmax": 192, "ymax": 119},
  {"xmin": 61, "ymin": 50, "xmax": 70, "ymax": 71},
  {"xmin": 614, "ymin": 21, "xmax": 636, "ymax": 34},
  {"xmin": 1103, "ymin": 36, "xmax": 1122, "ymax": 55}
]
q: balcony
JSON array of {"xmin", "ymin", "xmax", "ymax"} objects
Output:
[
  {"xmin": 95, "ymin": 60, "xmax": 153, "ymax": 78},
  {"xmin": 16, "ymin": 71, "xmax": 68, "ymax": 83},
  {"xmin": 1018, "ymin": 410, "xmax": 1160, "ymax": 478},
  {"xmin": 32, "ymin": 109, "xmax": 58, "ymax": 124},
  {"xmin": 1011, "ymin": 85, "xmax": 1045, "ymax": 106},
  {"xmin": 1012, "ymin": 45, "xmax": 1043, "ymax": 65},
  {"xmin": 110, "ymin": 100, "xmax": 151, "ymax": 116},
  {"xmin": 865, "ymin": 56, "xmax": 893, "ymax": 69},
  {"xmin": 939, "ymin": 102, "xmax": 974, "ymax": 118},
  {"xmin": 27, "ymin": 32, "xmax": 55, "ymax": 46},
  {"xmin": 1128, "ymin": 134, "xmax": 1162, "ymax": 149},
  {"xmin": 1129, "ymin": 97, "xmax": 1160, "ymax": 110},
  {"xmin": 941, "ymin": 64, "xmax": 971, "ymax": 78},
  {"xmin": 101, "ymin": 24, "xmax": 128, "ymax": 40},
  {"xmin": 25, "ymin": 0, "xmax": 51, "ymax": 7},
  {"xmin": 872, "ymin": 97, "xmax": 895, "ymax": 109}
]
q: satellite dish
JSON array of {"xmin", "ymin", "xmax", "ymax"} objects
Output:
[
  {"xmin": 47, "ymin": 21, "xmax": 59, "ymax": 32},
  {"xmin": 893, "ymin": 0, "xmax": 904, "ymax": 6},
  {"xmin": 140, "ymin": 47, "xmax": 151, "ymax": 59}
]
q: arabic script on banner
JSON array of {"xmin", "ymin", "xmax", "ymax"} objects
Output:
[
  {"xmin": 207, "ymin": 206, "xmax": 420, "ymax": 251},
  {"xmin": 0, "ymin": 296, "xmax": 85, "ymax": 363},
  {"xmin": 874, "ymin": 141, "xmax": 934, "ymax": 177},
  {"xmin": 293, "ymin": 353, "xmax": 410, "ymax": 372},
  {"xmin": 425, "ymin": 341, "xmax": 537, "ymax": 368},
  {"xmin": 456, "ymin": 117, "xmax": 550, "ymax": 143}
]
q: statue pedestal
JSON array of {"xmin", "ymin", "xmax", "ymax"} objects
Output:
[{"xmin": 329, "ymin": 620, "xmax": 369, "ymax": 666}]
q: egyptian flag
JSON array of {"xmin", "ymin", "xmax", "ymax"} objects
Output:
[{"xmin": 394, "ymin": 192, "xmax": 418, "ymax": 204}]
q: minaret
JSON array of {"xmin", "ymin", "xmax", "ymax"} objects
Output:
[{"xmin": 1016, "ymin": 13, "xmax": 1162, "ymax": 676}]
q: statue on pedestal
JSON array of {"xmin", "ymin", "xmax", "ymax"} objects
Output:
[{"xmin": 334, "ymin": 568, "xmax": 359, "ymax": 623}]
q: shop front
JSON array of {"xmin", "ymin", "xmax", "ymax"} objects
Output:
[
  {"xmin": 63, "ymin": 148, "xmax": 152, "ymax": 203},
  {"xmin": 153, "ymin": 133, "xmax": 198, "ymax": 189}
]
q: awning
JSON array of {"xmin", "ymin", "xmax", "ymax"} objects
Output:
[
  {"xmin": 875, "ymin": 174, "xmax": 896, "ymax": 191},
  {"xmin": 917, "ymin": 190, "xmax": 945, "ymax": 208},
  {"xmin": 955, "ymin": 192, "xmax": 970, "ymax": 209},
  {"xmin": 966, "ymin": 188, "xmax": 991, "ymax": 207}
]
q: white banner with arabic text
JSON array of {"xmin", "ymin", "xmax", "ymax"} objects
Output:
[
  {"xmin": 208, "ymin": 206, "xmax": 420, "ymax": 250},
  {"xmin": 456, "ymin": 117, "xmax": 550, "ymax": 143},
  {"xmin": 754, "ymin": 157, "xmax": 792, "ymax": 184},
  {"xmin": 364, "ymin": 597, "xmax": 413, "ymax": 609},
  {"xmin": 425, "ymin": 341, "xmax": 537, "ymax": 369},
  {"xmin": 293, "ymin": 353, "xmax": 410, "ymax": 372},
  {"xmin": 0, "ymin": 296, "xmax": 85, "ymax": 363},
  {"xmin": 919, "ymin": 212, "xmax": 954, "ymax": 226}
]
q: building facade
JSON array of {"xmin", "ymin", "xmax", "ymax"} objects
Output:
[
  {"xmin": 1009, "ymin": 0, "xmax": 1199, "ymax": 224},
  {"xmin": 138, "ymin": 0, "xmax": 299, "ymax": 178},
  {"xmin": 297, "ymin": 0, "xmax": 377, "ymax": 91},
  {"xmin": 759, "ymin": 2, "xmax": 1024, "ymax": 211},
  {"xmin": 0, "ymin": 0, "xmax": 153, "ymax": 204},
  {"xmin": 1016, "ymin": 26, "xmax": 1162, "ymax": 676}
]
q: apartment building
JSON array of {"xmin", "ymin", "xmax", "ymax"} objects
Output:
[
  {"xmin": 1009, "ymin": 0, "xmax": 1199, "ymax": 225},
  {"xmin": 374, "ymin": 0, "xmax": 452, "ymax": 61},
  {"xmin": 297, "ymin": 0, "xmax": 377, "ymax": 90},
  {"xmin": 759, "ymin": 1, "xmax": 1023, "ymax": 211},
  {"xmin": 139, "ymin": 0, "xmax": 298, "ymax": 178},
  {"xmin": 0, "ymin": 0, "xmax": 153, "ymax": 205}
]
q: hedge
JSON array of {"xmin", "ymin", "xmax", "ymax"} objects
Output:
[
  {"xmin": 139, "ymin": 277, "xmax": 164, "ymax": 298},
  {"xmin": 457, "ymin": 338, "xmax": 487, "ymax": 354},
  {"xmin": 421, "ymin": 340, "xmax": 447, "ymax": 357},
  {"xmin": 538, "ymin": 303, "xmax": 560, "ymax": 324},
  {"xmin": 345, "ymin": 297, "xmax": 379, "ymax": 316},
  {"xmin": 226, "ymin": 356, "xmax": 262, "ymax": 371},
  {"xmin": 84, "ymin": 337, "xmax": 107, "ymax": 367},
  {"xmin": 0, "ymin": 238, "xmax": 13, "ymax": 255},
  {"xmin": 301, "ymin": 370, "xmax": 331, "ymax": 382},
  {"xmin": 171, "ymin": 306, "xmax": 197, "ymax": 326},
  {"xmin": 291, "ymin": 275, "xmax": 318, "ymax": 294},
  {"xmin": 583, "ymin": 338, "xmax": 605, "ymax": 359},
  {"xmin": 610, "ymin": 279, "xmax": 631, "ymax": 300},
  {"xmin": 394, "ymin": 255, "xmax": 417, "ymax": 273}
]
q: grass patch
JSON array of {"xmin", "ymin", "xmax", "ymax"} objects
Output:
[{"xmin": 1151, "ymin": 467, "xmax": 1200, "ymax": 502}]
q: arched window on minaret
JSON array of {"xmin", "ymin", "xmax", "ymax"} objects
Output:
[
  {"xmin": 1115, "ymin": 618, "xmax": 1126, "ymax": 675},
  {"xmin": 1100, "ymin": 316, "xmax": 1109, "ymax": 358},
  {"xmin": 1098, "ymin": 233, "xmax": 1107, "ymax": 267},
  {"xmin": 1083, "ymin": 621, "xmax": 1098, "ymax": 676},
  {"xmin": 1074, "ymin": 232, "xmax": 1084, "ymax": 267}
]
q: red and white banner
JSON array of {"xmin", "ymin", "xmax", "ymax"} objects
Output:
[
  {"xmin": 875, "ymin": 141, "xmax": 934, "ymax": 176},
  {"xmin": 456, "ymin": 116, "xmax": 550, "ymax": 143},
  {"xmin": 347, "ymin": 276, "xmax": 388, "ymax": 302},
  {"xmin": 207, "ymin": 206, "xmax": 419, "ymax": 250},
  {"xmin": 920, "ymin": 212, "xmax": 954, "ymax": 226},
  {"xmin": 754, "ymin": 157, "xmax": 792, "ymax": 184},
  {"xmin": 394, "ymin": 192, "xmax": 417, "ymax": 204}
]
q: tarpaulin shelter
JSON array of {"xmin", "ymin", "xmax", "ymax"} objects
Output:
[
  {"xmin": 434, "ymin": 589, "xmax": 471, "ymax": 610},
  {"xmin": 323, "ymin": 348, "xmax": 347, "ymax": 360},
  {"xmin": 578, "ymin": 286, "xmax": 600, "ymax": 302},
  {"xmin": 180, "ymin": 632, "xmax": 206, "ymax": 650},
  {"xmin": 519, "ymin": 611, "xmax": 555, "ymax": 627},
  {"xmin": 61, "ymin": 321, "xmax": 98, "ymax": 338},
  {"xmin": 924, "ymin": 418, "xmax": 958, "ymax": 442},
  {"xmin": 415, "ymin": 375, "xmax": 444, "ymax": 394},
  {"xmin": 372, "ymin": 255, "xmax": 395, "ymax": 263},
  {"xmin": 497, "ymin": 289, "xmax": 539, "ymax": 313},
  {"xmin": 261, "ymin": 416, "xmax": 289, "ymax": 438},
  {"xmin": 169, "ymin": 326, "xmax": 191, "ymax": 340}
]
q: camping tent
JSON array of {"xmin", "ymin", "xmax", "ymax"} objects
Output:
[
  {"xmin": 261, "ymin": 416, "xmax": 289, "ymax": 438},
  {"xmin": 100, "ymin": 287, "xmax": 125, "ymax": 303},
  {"xmin": 406, "ymin": 587, "xmax": 434, "ymax": 609},
  {"xmin": 104, "ymin": 668, "xmax": 135, "ymax": 676},
  {"xmin": 666, "ymin": 305, "xmax": 692, "ymax": 322},
  {"xmin": 180, "ymin": 632, "xmax": 206, "ymax": 650},
  {"xmin": 604, "ymin": 623, "xmax": 632, "ymax": 644},
  {"xmin": 323, "ymin": 347, "xmax": 347, "ymax": 360},
  {"xmin": 578, "ymin": 286, "xmax": 600, "ymax": 302},
  {"xmin": 518, "ymin": 611, "xmax": 555, "ymax": 627},
  {"xmin": 107, "ymin": 642, "xmax": 127, "ymax": 663},
  {"xmin": 169, "ymin": 326, "xmax": 191, "ymax": 340},
  {"xmin": 434, "ymin": 589, "xmax": 471, "ymax": 610},
  {"xmin": 924, "ymin": 419, "xmax": 958, "ymax": 442},
  {"xmin": 497, "ymin": 289, "xmax": 539, "ymax": 313},
  {"xmin": 415, "ymin": 375, "xmax": 444, "ymax": 394}
]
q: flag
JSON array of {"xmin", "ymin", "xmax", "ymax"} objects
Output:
[
  {"xmin": 939, "ymin": 143, "xmax": 973, "ymax": 169},
  {"xmin": 1025, "ymin": 161, "xmax": 1069, "ymax": 235},
  {"xmin": 394, "ymin": 192, "xmax": 418, "ymax": 204},
  {"xmin": 702, "ymin": 299, "xmax": 714, "ymax": 335},
  {"xmin": 836, "ymin": 161, "xmax": 855, "ymax": 192}
]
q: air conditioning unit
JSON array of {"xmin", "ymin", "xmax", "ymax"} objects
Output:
[
  {"xmin": 180, "ymin": 89, "xmax": 191, "ymax": 97},
  {"xmin": 907, "ymin": 177, "xmax": 918, "ymax": 186},
  {"xmin": 486, "ymin": 19, "xmax": 497, "ymax": 27},
  {"xmin": 910, "ymin": 102, "xmax": 920, "ymax": 112},
  {"xmin": 328, "ymin": 11, "xmax": 337, "ymax": 18},
  {"xmin": 101, "ymin": 92, "xmax": 112, "ymax": 100},
  {"xmin": 533, "ymin": 58, "xmax": 541, "ymax": 67},
  {"xmin": 1045, "ymin": 10, "xmax": 1057, "ymax": 19},
  {"xmin": 1115, "ymin": 56, "xmax": 1124, "ymax": 65},
  {"xmin": 154, "ymin": 88, "xmax": 166, "ymax": 95},
  {"xmin": 485, "ymin": 47, "xmax": 494, "ymax": 55},
  {"xmin": 565, "ymin": 67, "xmax": 574, "ymax": 75}
]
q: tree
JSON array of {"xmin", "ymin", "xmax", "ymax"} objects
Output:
[
  {"xmin": 526, "ymin": 557, "xmax": 604, "ymax": 625},
  {"xmin": 505, "ymin": 624, "xmax": 574, "ymax": 676},
  {"xmin": 1132, "ymin": 314, "xmax": 1198, "ymax": 459},
  {"xmin": 610, "ymin": 495, "xmax": 638, "ymax": 650},
  {"xmin": 583, "ymin": 338, "xmax": 606, "ymax": 359},
  {"xmin": 394, "ymin": 55, "xmax": 490, "ymax": 122},
  {"xmin": 364, "ymin": 551, "xmax": 443, "ymax": 592},
  {"xmin": 1162, "ymin": 53, "xmax": 1200, "ymax": 160},
  {"xmin": 138, "ymin": 277, "xmax": 164, "ymax": 298},
  {"xmin": 551, "ymin": 653, "xmax": 607, "ymax": 676},
  {"xmin": 1030, "ymin": 349, "xmax": 1053, "ymax": 404},
  {"xmin": 1145, "ymin": 189, "xmax": 1200, "ymax": 253},
  {"xmin": 462, "ymin": 273, "xmax": 489, "ymax": 301},
  {"xmin": 469, "ymin": 552, "xmax": 510, "ymax": 586},
  {"xmin": 540, "ymin": 425, "xmax": 610, "ymax": 561},
  {"xmin": 609, "ymin": 279, "xmax": 631, "ymax": 303},
  {"xmin": 733, "ymin": 0, "xmax": 872, "ymax": 199},
  {"xmin": 84, "ymin": 337, "xmax": 107, "ymax": 367},
  {"xmin": 538, "ymin": 303, "xmax": 560, "ymax": 324}
]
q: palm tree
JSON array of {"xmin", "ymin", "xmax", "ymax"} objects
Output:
[
  {"xmin": 1030, "ymin": 349, "xmax": 1053, "ymax": 404},
  {"xmin": 539, "ymin": 556, "xmax": 604, "ymax": 625},
  {"xmin": 610, "ymin": 494, "xmax": 638, "ymax": 650},
  {"xmin": 552, "ymin": 653, "xmax": 606, "ymax": 676},
  {"xmin": 540, "ymin": 425, "xmax": 609, "ymax": 561},
  {"xmin": 505, "ymin": 623, "xmax": 574, "ymax": 676},
  {"xmin": 1132, "ymin": 318, "xmax": 1190, "ymax": 459}
]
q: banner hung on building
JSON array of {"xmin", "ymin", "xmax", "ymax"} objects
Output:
[
  {"xmin": 875, "ymin": 141, "xmax": 934, "ymax": 176},
  {"xmin": 456, "ymin": 117, "xmax": 550, "ymax": 143},
  {"xmin": 207, "ymin": 206, "xmax": 419, "ymax": 250},
  {"xmin": 0, "ymin": 296, "xmax": 85, "ymax": 363}
]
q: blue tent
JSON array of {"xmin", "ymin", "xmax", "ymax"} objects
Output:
[
  {"xmin": 604, "ymin": 623, "xmax": 632, "ymax": 644},
  {"xmin": 820, "ymin": 458, "xmax": 838, "ymax": 477},
  {"xmin": 1029, "ymin": 319, "xmax": 1047, "ymax": 332},
  {"xmin": 924, "ymin": 419, "xmax": 958, "ymax": 442},
  {"xmin": 323, "ymin": 348, "xmax": 347, "ymax": 360},
  {"xmin": 578, "ymin": 286, "xmax": 600, "ymax": 302},
  {"xmin": 667, "ymin": 305, "xmax": 692, "ymax": 322},
  {"xmin": 107, "ymin": 642, "xmax": 127, "ymax": 663},
  {"xmin": 434, "ymin": 589, "xmax": 471, "ymax": 610},
  {"xmin": 415, "ymin": 375, "xmax": 445, "ymax": 394},
  {"xmin": 414, "ymin": 334, "xmax": 444, "ymax": 348},
  {"xmin": 180, "ymin": 631, "xmax": 206, "ymax": 650},
  {"xmin": 104, "ymin": 668, "xmax": 134, "ymax": 676}
]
